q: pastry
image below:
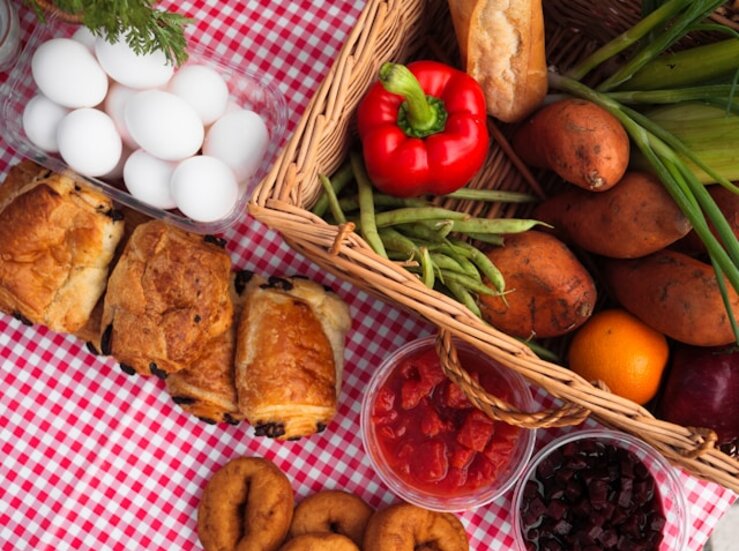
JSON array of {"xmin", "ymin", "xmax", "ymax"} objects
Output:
[
  {"xmin": 235, "ymin": 276, "xmax": 351, "ymax": 440},
  {"xmin": 165, "ymin": 269, "xmax": 255, "ymax": 425},
  {"xmin": 0, "ymin": 160, "xmax": 124, "ymax": 333},
  {"xmin": 100, "ymin": 220, "xmax": 233, "ymax": 378}
]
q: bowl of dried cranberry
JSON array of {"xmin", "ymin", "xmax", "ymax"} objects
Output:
[
  {"xmin": 360, "ymin": 335, "xmax": 536, "ymax": 512},
  {"xmin": 512, "ymin": 428, "xmax": 689, "ymax": 551}
]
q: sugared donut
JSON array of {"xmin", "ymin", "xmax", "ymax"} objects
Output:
[
  {"xmin": 278, "ymin": 533, "xmax": 360, "ymax": 551},
  {"xmin": 198, "ymin": 457, "xmax": 294, "ymax": 551},
  {"xmin": 289, "ymin": 490, "xmax": 374, "ymax": 546},
  {"xmin": 363, "ymin": 503, "xmax": 469, "ymax": 551}
]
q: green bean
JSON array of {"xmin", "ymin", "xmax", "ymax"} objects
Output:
[
  {"xmin": 440, "ymin": 270, "xmax": 495, "ymax": 296},
  {"xmin": 419, "ymin": 247, "xmax": 434, "ymax": 288},
  {"xmin": 443, "ymin": 188, "xmax": 538, "ymax": 203},
  {"xmin": 318, "ymin": 174, "xmax": 346, "ymax": 224},
  {"xmin": 312, "ymin": 162, "xmax": 353, "ymax": 217},
  {"xmin": 378, "ymin": 228, "xmax": 418, "ymax": 256},
  {"xmin": 446, "ymin": 280, "xmax": 482, "ymax": 318},
  {"xmin": 395, "ymin": 222, "xmax": 449, "ymax": 243},
  {"xmin": 450, "ymin": 218, "xmax": 547, "ymax": 235},
  {"xmin": 351, "ymin": 152, "xmax": 387, "ymax": 258},
  {"xmin": 338, "ymin": 194, "xmax": 428, "ymax": 212},
  {"xmin": 450, "ymin": 239, "xmax": 505, "ymax": 293},
  {"xmin": 466, "ymin": 233, "xmax": 505, "ymax": 246},
  {"xmin": 428, "ymin": 253, "xmax": 470, "ymax": 277},
  {"xmin": 375, "ymin": 207, "xmax": 469, "ymax": 227}
]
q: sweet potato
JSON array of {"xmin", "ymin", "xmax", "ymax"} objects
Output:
[
  {"xmin": 533, "ymin": 171, "xmax": 691, "ymax": 258},
  {"xmin": 513, "ymin": 99, "xmax": 629, "ymax": 191},
  {"xmin": 604, "ymin": 250, "xmax": 739, "ymax": 346},
  {"xmin": 674, "ymin": 185, "xmax": 739, "ymax": 254},
  {"xmin": 478, "ymin": 231, "xmax": 597, "ymax": 339}
]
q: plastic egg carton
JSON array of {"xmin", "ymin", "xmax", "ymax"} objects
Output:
[{"xmin": 0, "ymin": 16, "xmax": 287, "ymax": 234}]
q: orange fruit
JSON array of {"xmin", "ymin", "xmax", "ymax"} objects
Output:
[{"xmin": 567, "ymin": 309, "xmax": 669, "ymax": 405}]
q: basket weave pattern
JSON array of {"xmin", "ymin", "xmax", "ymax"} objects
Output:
[{"xmin": 250, "ymin": 0, "xmax": 739, "ymax": 492}]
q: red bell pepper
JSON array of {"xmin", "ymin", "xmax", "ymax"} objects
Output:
[{"xmin": 356, "ymin": 60, "xmax": 489, "ymax": 198}]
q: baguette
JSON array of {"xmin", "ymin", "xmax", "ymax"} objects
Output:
[{"xmin": 448, "ymin": 0, "xmax": 547, "ymax": 123}]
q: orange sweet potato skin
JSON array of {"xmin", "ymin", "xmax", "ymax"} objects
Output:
[
  {"xmin": 604, "ymin": 250, "xmax": 739, "ymax": 346},
  {"xmin": 513, "ymin": 99, "xmax": 629, "ymax": 192},
  {"xmin": 533, "ymin": 172, "xmax": 691, "ymax": 258},
  {"xmin": 478, "ymin": 231, "xmax": 597, "ymax": 339}
]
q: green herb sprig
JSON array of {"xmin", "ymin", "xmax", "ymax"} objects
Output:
[{"xmin": 27, "ymin": 0, "xmax": 191, "ymax": 66}]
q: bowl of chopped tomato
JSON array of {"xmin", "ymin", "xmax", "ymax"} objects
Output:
[{"xmin": 361, "ymin": 335, "xmax": 536, "ymax": 511}]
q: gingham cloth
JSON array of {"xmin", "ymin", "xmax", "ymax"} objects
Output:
[{"xmin": 0, "ymin": 1, "xmax": 735, "ymax": 550}]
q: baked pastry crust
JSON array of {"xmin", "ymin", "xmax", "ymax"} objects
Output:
[
  {"xmin": 165, "ymin": 270, "xmax": 255, "ymax": 425},
  {"xmin": 235, "ymin": 276, "xmax": 351, "ymax": 440},
  {"xmin": 0, "ymin": 160, "xmax": 124, "ymax": 333},
  {"xmin": 101, "ymin": 220, "xmax": 233, "ymax": 377}
]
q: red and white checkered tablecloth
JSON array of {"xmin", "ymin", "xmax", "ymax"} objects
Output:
[{"xmin": 0, "ymin": 1, "xmax": 735, "ymax": 550}]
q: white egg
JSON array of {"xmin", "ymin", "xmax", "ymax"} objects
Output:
[
  {"xmin": 31, "ymin": 38, "xmax": 108, "ymax": 108},
  {"xmin": 171, "ymin": 156, "xmax": 238, "ymax": 222},
  {"xmin": 22, "ymin": 94, "xmax": 70, "ymax": 152},
  {"xmin": 123, "ymin": 149, "xmax": 177, "ymax": 209},
  {"xmin": 57, "ymin": 108, "xmax": 122, "ymax": 177},
  {"xmin": 168, "ymin": 64, "xmax": 229, "ymax": 125},
  {"xmin": 104, "ymin": 83, "xmax": 139, "ymax": 148},
  {"xmin": 203, "ymin": 109, "xmax": 269, "ymax": 182},
  {"xmin": 71, "ymin": 26, "xmax": 97, "ymax": 52},
  {"xmin": 95, "ymin": 36, "xmax": 174, "ymax": 89},
  {"xmin": 125, "ymin": 90, "xmax": 204, "ymax": 161}
]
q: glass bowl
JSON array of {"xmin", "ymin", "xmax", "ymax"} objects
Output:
[
  {"xmin": 0, "ymin": 16, "xmax": 287, "ymax": 234},
  {"xmin": 361, "ymin": 335, "xmax": 536, "ymax": 512},
  {"xmin": 511, "ymin": 428, "xmax": 689, "ymax": 551}
]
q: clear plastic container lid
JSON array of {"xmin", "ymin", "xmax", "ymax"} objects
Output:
[{"xmin": 0, "ymin": 16, "xmax": 287, "ymax": 234}]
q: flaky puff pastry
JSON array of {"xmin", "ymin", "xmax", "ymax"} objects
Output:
[
  {"xmin": 235, "ymin": 276, "xmax": 351, "ymax": 440},
  {"xmin": 0, "ymin": 160, "xmax": 124, "ymax": 333},
  {"xmin": 165, "ymin": 270, "xmax": 256, "ymax": 425},
  {"xmin": 101, "ymin": 220, "xmax": 233, "ymax": 378}
]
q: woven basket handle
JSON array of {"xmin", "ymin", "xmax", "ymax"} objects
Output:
[
  {"xmin": 435, "ymin": 329, "xmax": 591, "ymax": 429},
  {"xmin": 35, "ymin": 0, "xmax": 84, "ymax": 23}
]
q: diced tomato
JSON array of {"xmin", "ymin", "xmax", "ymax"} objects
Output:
[
  {"xmin": 373, "ymin": 409, "xmax": 399, "ymax": 426},
  {"xmin": 482, "ymin": 435, "xmax": 514, "ymax": 470},
  {"xmin": 415, "ymin": 353, "xmax": 446, "ymax": 388},
  {"xmin": 420, "ymin": 408, "xmax": 446, "ymax": 437},
  {"xmin": 445, "ymin": 467, "xmax": 468, "ymax": 488},
  {"xmin": 468, "ymin": 455, "xmax": 497, "ymax": 487},
  {"xmin": 401, "ymin": 379, "xmax": 433, "ymax": 410},
  {"xmin": 442, "ymin": 378, "xmax": 474, "ymax": 408},
  {"xmin": 410, "ymin": 439, "xmax": 448, "ymax": 483},
  {"xmin": 374, "ymin": 385, "xmax": 395, "ymax": 414},
  {"xmin": 450, "ymin": 446, "xmax": 476, "ymax": 469},
  {"xmin": 456, "ymin": 410, "xmax": 495, "ymax": 452}
]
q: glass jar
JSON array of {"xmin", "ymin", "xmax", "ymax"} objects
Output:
[{"xmin": 0, "ymin": 0, "xmax": 20, "ymax": 72}]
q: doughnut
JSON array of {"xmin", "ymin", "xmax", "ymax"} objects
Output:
[
  {"xmin": 363, "ymin": 503, "xmax": 469, "ymax": 551},
  {"xmin": 289, "ymin": 490, "xmax": 374, "ymax": 546},
  {"xmin": 278, "ymin": 533, "xmax": 360, "ymax": 551},
  {"xmin": 198, "ymin": 457, "xmax": 294, "ymax": 551}
]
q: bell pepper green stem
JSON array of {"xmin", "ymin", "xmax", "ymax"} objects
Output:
[{"xmin": 379, "ymin": 62, "xmax": 447, "ymax": 138}]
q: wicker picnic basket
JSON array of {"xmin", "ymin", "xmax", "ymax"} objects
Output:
[{"xmin": 249, "ymin": 0, "xmax": 739, "ymax": 493}]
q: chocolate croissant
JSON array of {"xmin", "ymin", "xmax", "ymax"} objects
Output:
[
  {"xmin": 165, "ymin": 270, "xmax": 255, "ymax": 425},
  {"xmin": 100, "ymin": 220, "xmax": 233, "ymax": 378},
  {"xmin": 0, "ymin": 160, "xmax": 124, "ymax": 333},
  {"xmin": 235, "ymin": 276, "xmax": 351, "ymax": 440}
]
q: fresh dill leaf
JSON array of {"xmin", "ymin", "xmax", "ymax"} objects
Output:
[{"xmin": 25, "ymin": 0, "xmax": 191, "ymax": 66}]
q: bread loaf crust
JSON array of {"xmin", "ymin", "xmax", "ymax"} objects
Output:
[{"xmin": 449, "ymin": 0, "xmax": 548, "ymax": 122}]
